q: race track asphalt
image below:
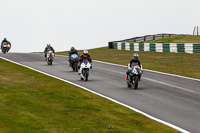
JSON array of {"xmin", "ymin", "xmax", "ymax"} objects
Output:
[{"xmin": 1, "ymin": 52, "xmax": 200, "ymax": 133}]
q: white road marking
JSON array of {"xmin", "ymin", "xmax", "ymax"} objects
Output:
[
  {"xmin": 97, "ymin": 67, "xmax": 200, "ymax": 95},
  {"xmin": 0, "ymin": 56, "xmax": 190, "ymax": 133},
  {"xmin": 93, "ymin": 60, "xmax": 200, "ymax": 82}
]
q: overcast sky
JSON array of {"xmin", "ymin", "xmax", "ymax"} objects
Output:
[{"xmin": 0, "ymin": 0, "xmax": 199, "ymax": 52}]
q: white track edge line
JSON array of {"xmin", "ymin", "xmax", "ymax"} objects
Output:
[
  {"xmin": 97, "ymin": 67, "xmax": 200, "ymax": 95},
  {"xmin": 92, "ymin": 60, "xmax": 200, "ymax": 82},
  {"xmin": 55, "ymin": 54, "xmax": 200, "ymax": 81},
  {"xmin": 0, "ymin": 56, "xmax": 190, "ymax": 133}
]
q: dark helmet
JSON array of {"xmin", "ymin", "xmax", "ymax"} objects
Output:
[
  {"xmin": 133, "ymin": 53, "xmax": 139, "ymax": 60},
  {"xmin": 83, "ymin": 49, "xmax": 88, "ymax": 57},
  {"xmin": 47, "ymin": 44, "xmax": 50, "ymax": 47},
  {"xmin": 4, "ymin": 38, "xmax": 7, "ymax": 41},
  {"xmin": 71, "ymin": 47, "xmax": 75, "ymax": 52}
]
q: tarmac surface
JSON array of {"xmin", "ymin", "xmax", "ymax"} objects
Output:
[{"xmin": 1, "ymin": 52, "xmax": 200, "ymax": 132}]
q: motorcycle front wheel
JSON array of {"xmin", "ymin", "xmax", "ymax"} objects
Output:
[
  {"xmin": 50, "ymin": 60, "xmax": 52, "ymax": 65},
  {"xmin": 134, "ymin": 76, "xmax": 139, "ymax": 89},
  {"xmin": 85, "ymin": 73, "xmax": 88, "ymax": 81}
]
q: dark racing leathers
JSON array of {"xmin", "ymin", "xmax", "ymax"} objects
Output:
[
  {"xmin": 68, "ymin": 49, "xmax": 79, "ymax": 66},
  {"xmin": 44, "ymin": 47, "xmax": 55, "ymax": 58},
  {"xmin": 69, "ymin": 50, "xmax": 79, "ymax": 57},
  {"xmin": 1, "ymin": 40, "xmax": 11, "ymax": 51},
  {"xmin": 126, "ymin": 59, "xmax": 142, "ymax": 80}
]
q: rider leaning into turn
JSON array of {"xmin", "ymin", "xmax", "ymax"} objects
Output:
[
  {"xmin": 125, "ymin": 53, "xmax": 142, "ymax": 81},
  {"xmin": 78, "ymin": 50, "xmax": 92, "ymax": 73},
  {"xmin": 68, "ymin": 47, "xmax": 79, "ymax": 67},
  {"xmin": 44, "ymin": 44, "xmax": 55, "ymax": 59}
]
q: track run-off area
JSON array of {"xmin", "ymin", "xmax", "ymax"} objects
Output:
[{"xmin": 1, "ymin": 52, "xmax": 200, "ymax": 133}]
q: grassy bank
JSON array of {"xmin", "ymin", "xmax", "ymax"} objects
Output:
[
  {"xmin": 57, "ymin": 47, "xmax": 200, "ymax": 79},
  {"xmin": 0, "ymin": 58, "xmax": 179, "ymax": 133},
  {"xmin": 145, "ymin": 35, "xmax": 200, "ymax": 43}
]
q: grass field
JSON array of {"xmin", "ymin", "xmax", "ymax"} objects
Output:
[
  {"xmin": 57, "ymin": 47, "xmax": 200, "ymax": 79},
  {"xmin": 144, "ymin": 35, "xmax": 200, "ymax": 43},
  {"xmin": 0, "ymin": 58, "xmax": 179, "ymax": 133}
]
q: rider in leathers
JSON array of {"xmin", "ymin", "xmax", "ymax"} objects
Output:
[
  {"xmin": 68, "ymin": 47, "xmax": 79, "ymax": 67},
  {"xmin": 44, "ymin": 44, "xmax": 55, "ymax": 59},
  {"xmin": 125, "ymin": 53, "xmax": 142, "ymax": 81},
  {"xmin": 1, "ymin": 38, "xmax": 11, "ymax": 51},
  {"xmin": 78, "ymin": 50, "xmax": 92, "ymax": 74}
]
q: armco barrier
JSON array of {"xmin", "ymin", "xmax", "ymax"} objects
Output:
[{"xmin": 111, "ymin": 43, "xmax": 200, "ymax": 54}]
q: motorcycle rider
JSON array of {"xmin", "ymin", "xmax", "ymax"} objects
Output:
[
  {"xmin": 78, "ymin": 50, "xmax": 92, "ymax": 74},
  {"xmin": 44, "ymin": 44, "xmax": 55, "ymax": 59},
  {"xmin": 68, "ymin": 47, "xmax": 79, "ymax": 67},
  {"xmin": 125, "ymin": 53, "xmax": 142, "ymax": 81},
  {"xmin": 1, "ymin": 38, "xmax": 11, "ymax": 51}
]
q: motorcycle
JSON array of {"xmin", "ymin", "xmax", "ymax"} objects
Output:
[
  {"xmin": 127, "ymin": 65, "xmax": 143, "ymax": 89},
  {"xmin": 79, "ymin": 60, "xmax": 91, "ymax": 81},
  {"xmin": 69, "ymin": 54, "xmax": 79, "ymax": 72},
  {"xmin": 46, "ymin": 51, "xmax": 54, "ymax": 65},
  {"xmin": 1, "ymin": 42, "xmax": 11, "ymax": 54}
]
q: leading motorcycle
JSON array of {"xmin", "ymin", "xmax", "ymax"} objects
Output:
[
  {"xmin": 127, "ymin": 65, "xmax": 143, "ymax": 89},
  {"xmin": 79, "ymin": 60, "xmax": 91, "ymax": 81},
  {"xmin": 46, "ymin": 51, "xmax": 54, "ymax": 65}
]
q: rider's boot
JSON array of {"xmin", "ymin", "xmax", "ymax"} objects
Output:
[
  {"xmin": 125, "ymin": 75, "xmax": 128, "ymax": 80},
  {"xmin": 139, "ymin": 75, "xmax": 141, "ymax": 81}
]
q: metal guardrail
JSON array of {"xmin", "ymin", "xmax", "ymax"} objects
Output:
[{"xmin": 108, "ymin": 33, "xmax": 186, "ymax": 49}]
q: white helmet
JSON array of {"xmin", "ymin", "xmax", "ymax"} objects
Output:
[
  {"xmin": 133, "ymin": 53, "xmax": 139, "ymax": 60},
  {"xmin": 83, "ymin": 50, "xmax": 88, "ymax": 57}
]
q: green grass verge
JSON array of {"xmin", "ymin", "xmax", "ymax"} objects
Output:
[
  {"xmin": 0, "ymin": 58, "xmax": 179, "ymax": 133},
  {"xmin": 57, "ymin": 47, "xmax": 200, "ymax": 79},
  {"xmin": 144, "ymin": 35, "xmax": 200, "ymax": 43}
]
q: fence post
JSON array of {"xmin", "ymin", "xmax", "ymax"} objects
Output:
[
  {"xmin": 197, "ymin": 26, "xmax": 199, "ymax": 36},
  {"xmin": 193, "ymin": 26, "xmax": 196, "ymax": 35},
  {"xmin": 162, "ymin": 34, "xmax": 164, "ymax": 38}
]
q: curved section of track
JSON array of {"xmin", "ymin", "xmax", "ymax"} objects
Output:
[{"xmin": 1, "ymin": 53, "xmax": 200, "ymax": 133}]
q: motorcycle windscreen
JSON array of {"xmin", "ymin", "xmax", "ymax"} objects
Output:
[
  {"xmin": 48, "ymin": 51, "xmax": 53, "ymax": 56},
  {"xmin": 83, "ymin": 59, "xmax": 89, "ymax": 65},
  {"xmin": 2, "ymin": 42, "xmax": 8, "ymax": 45},
  {"xmin": 71, "ymin": 54, "xmax": 78, "ymax": 58}
]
